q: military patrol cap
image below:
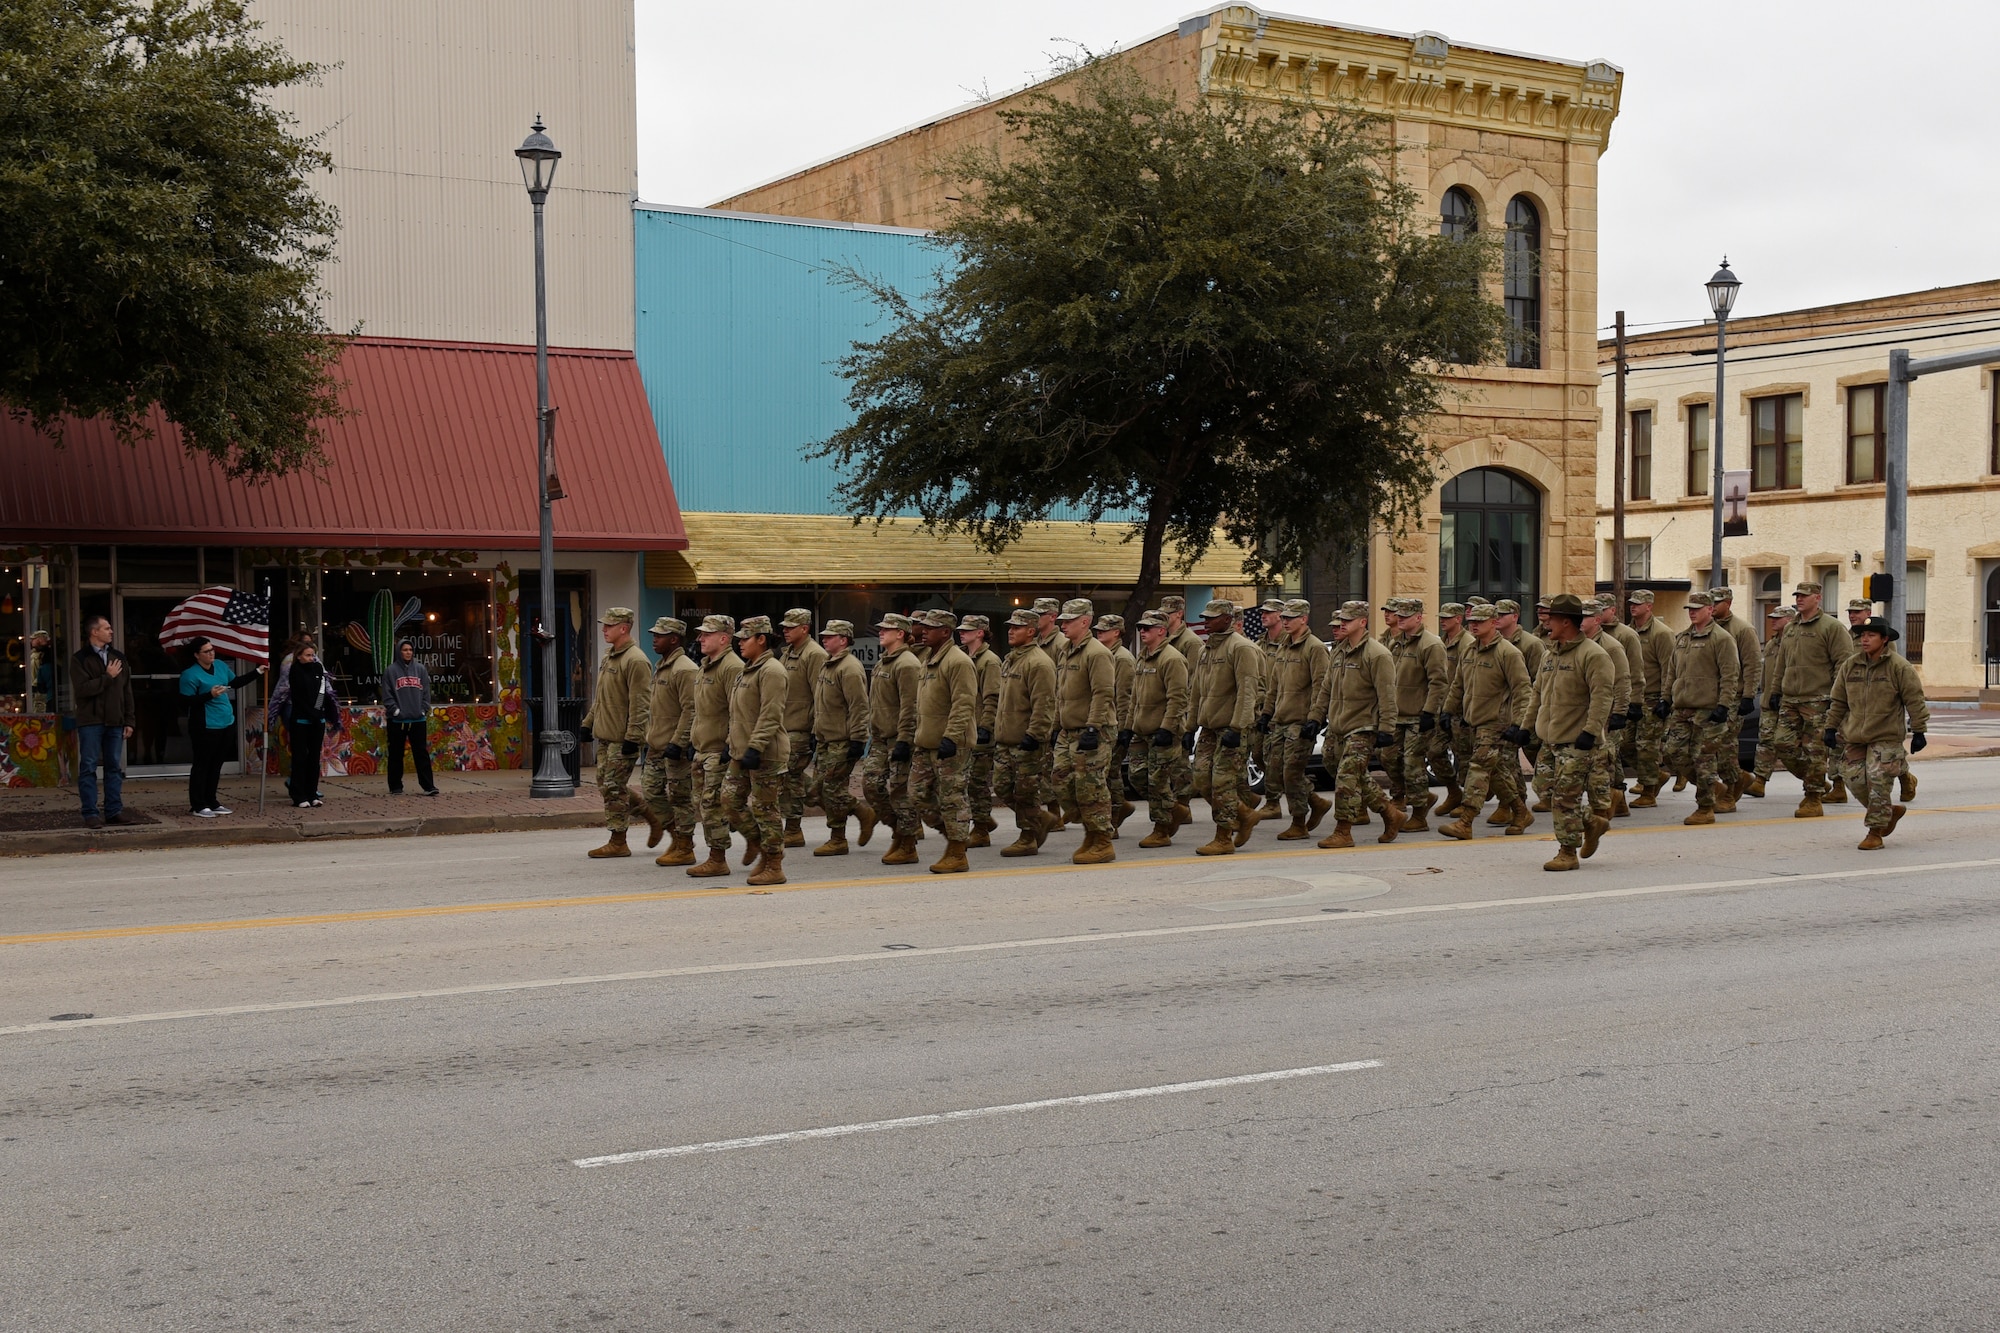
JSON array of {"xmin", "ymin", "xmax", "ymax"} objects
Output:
[
  {"xmin": 1439, "ymin": 602, "xmax": 1466, "ymax": 618},
  {"xmin": 1259, "ymin": 598, "xmax": 1285, "ymax": 614},
  {"xmin": 1766, "ymin": 605, "xmax": 1796, "ymax": 621},
  {"xmin": 697, "ymin": 613, "xmax": 736, "ymax": 635},
  {"xmin": 734, "ymin": 614, "xmax": 775, "ymax": 639},
  {"xmin": 1056, "ymin": 597, "xmax": 1094, "ymax": 621},
  {"xmin": 1493, "ymin": 598, "xmax": 1522, "ymax": 615},
  {"xmin": 1847, "ymin": 598, "xmax": 1873, "ymax": 612},
  {"xmin": 1006, "ymin": 608, "xmax": 1040, "ymax": 628},
  {"xmin": 1685, "ymin": 590, "xmax": 1715, "ymax": 608},
  {"xmin": 1713, "ymin": 586, "xmax": 1736, "ymax": 602},
  {"xmin": 876, "ymin": 612, "xmax": 914, "ymax": 631},
  {"xmin": 648, "ymin": 615, "xmax": 686, "ymax": 636},
  {"xmin": 1381, "ymin": 597, "xmax": 1407, "ymax": 615},
  {"xmin": 1334, "ymin": 600, "xmax": 1371, "ymax": 622},
  {"xmin": 1793, "ymin": 581, "xmax": 1823, "ymax": 595},
  {"xmin": 1094, "ymin": 614, "xmax": 1125, "ymax": 632},
  {"xmin": 1852, "ymin": 615, "xmax": 1900, "ymax": 641},
  {"xmin": 1201, "ymin": 598, "xmax": 1239, "ymax": 619},
  {"xmin": 1464, "ymin": 604, "xmax": 1497, "ymax": 623},
  {"xmin": 1546, "ymin": 593, "xmax": 1586, "ymax": 620},
  {"xmin": 821, "ymin": 619, "xmax": 856, "ymax": 638},
  {"xmin": 1401, "ymin": 597, "xmax": 1426, "ymax": 615},
  {"xmin": 1535, "ymin": 597, "xmax": 1553, "ymax": 610},
  {"xmin": 599, "ymin": 606, "xmax": 635, "ymax": 627},
  {"xmin": 1137, "ymin": 610, "xmax": 1170, "ymax": 628},
  {"xmin": 1627, "ymin": 589, "xmax": 1655, "ymax": 605},
  {"xmin": 957, "ymin": 613, "xmax": 991, "ymax": 632},
  {"xmin": 1032, "ymin": 597, "xmax": 1061, "ymax": 615},
  {"xmin": 1466, "ymin": 596, "xmax": 1493, "ymax": 607},
  {"xmin": 1580, "ymin": 596, "xmax": 1608, "ymax": 615},
  {"xmin": 781, "ymin": 608, "xmax": 814, "ymax": 629},
  {"xmin": 1280, "ymin": 598, "xmax": 1312, "ymax": 618},
  {"xmin": 1158, "ymin": 595, "xmax": 1187, "ymax": 614}
]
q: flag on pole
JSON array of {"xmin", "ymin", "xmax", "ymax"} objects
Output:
[{"xmin": 159, "ymin": 587, "xmax": 271, "ymax": 660}]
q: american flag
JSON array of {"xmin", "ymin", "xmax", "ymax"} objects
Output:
[{"xmin": 159, "ymin": 586, "xmax": 270, "ymax": 661}]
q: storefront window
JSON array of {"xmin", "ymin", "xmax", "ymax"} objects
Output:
[
  {"xmin": 319, "ymin": 569, "xmax": 495, "ymax": 703},
  {"xmin": 3, "ymin": 561, "xmax": 65, "ymax": 713}
]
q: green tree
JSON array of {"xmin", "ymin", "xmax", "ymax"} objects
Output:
[
  {"xmin": 0, "ymin": 0, "xmax": 343, "ymax": 479},
  {"xmin": 815, "ymin": 59, "xmax": 1506, "ymax": 618}
]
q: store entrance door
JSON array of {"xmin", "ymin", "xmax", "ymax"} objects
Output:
[{"xmin": 119, "ymin": 592, "xmax": 242, "ymax": 777}]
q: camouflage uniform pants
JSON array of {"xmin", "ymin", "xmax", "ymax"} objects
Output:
[
  {"xmin": 1773, "ymin": 697, "xmax": 1834, "ymax": 796},
  {"xmin": 1395, "ymin": 721, "xmax": 1433, "ymax": 803},
  {"xmin": 967, "ymin": 744, "xmax": 995, "ymax": 827},
  {"xmin": 1192, "ymin": 729, "xmax": 1247, "ymax": 832},
  {"xmin": 993, "ymin": 743, "xmax": 1042, "ymax": 821},
  {"xmin": 1108, "ymin": 736, "xmax": 1131, "ymax": 807},
  {"xmin": 1846, "ymin": 740, "xmax": 1908, "ymax": 831},
  {"xmin": 1262, "ymin": 723, "xmax": 1315, "ymax": 819},
  {"xmin": 1460, "ymin": 722, "xmax": 1522, "ymax": 812},
  {"xmin": 1533, "ymin": 740, "xmax": 1556, "ymax": 801},
  {"xmin": 910, "ymin": 746, "xmax": 972, "ymax": 843},
  {"xmin": 862, "ymin": 741, "xmax": 918, "ymax": 839},
  {"xmin": 640, "ymin": 752, "xmax": 696, "ymax": 837},
  {"xmin": 1037, "ymin": 741, "xmax": 1059, "ymax": 810},
  {"xmin": 596, "ymin": 747, "xmax": 642, "ymax": 833},
  {"xmin": 1663, "ymin": 709, "xmax": 1733, "ymax": 808},
  {"xmin": 1426, "ymin": 724, "xmax": 1457, "ymax": 790},
  {"xmin": 1053, "ymin": 730, "xmax": 1113, "ymax": 835},
  {"xmin": 1628, "ymin": 705, "xmax": 1668, "ymax": 790},
  {"xmin": 1332, "ymin": 730, "xmax": 1392, "ymax": 826},
  {"xmin": 721, "ymin": 760, "xmax": 783, "ymax": 852},
  {"xmin": 1716, "ymin": 715, "xmax": 1747, "ymax": 790},
  {"xmin": 1589, "ymin": 740, "xmax": 1619, "ymax": 816},
  {"xmin": 1753, "ymin": 705, "xmax": 1782, "ymax": 781},
  {"xmin": 1170, "ymin": 733, "xmax": 1195, "ymax": 803},
  {"xmin": 817, "ymin": 742, "xmax": 859, "ymax": 824},
  {"xmin": 1248, "ymin": 726, "xmax": 1268, "ymax": 796},
  {"xmin": 1128, "ymin": 734, "xmax": 1179, "ymax": 825},
  {"xmin": 1376, "ymin": 731, "xmax": 1406, "ymax": 801},
  {"xmin": 693, "ymin": 750, "xmax": 742, "ymax": 848},
  {"xmin": 1546, "ymin": 742, "xmax": 1594, "ymax": 850},
  {"xmin": 781, "ymin": 730, "xmax": 815, "ymax": 820}
]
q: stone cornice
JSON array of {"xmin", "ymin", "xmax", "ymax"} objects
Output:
[{"xmin": 1196, "ymin": 6, "xmax": 1622, "ymax": 148}]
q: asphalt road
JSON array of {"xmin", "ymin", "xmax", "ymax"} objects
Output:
[{"xmin": 6, "ymin": 760, "xmax": 2000, "ymax": 1331}]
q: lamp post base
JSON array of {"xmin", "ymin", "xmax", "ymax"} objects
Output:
[{"xmin": 530, "ymin": 730, "xmax": 577, "ymax": 799}]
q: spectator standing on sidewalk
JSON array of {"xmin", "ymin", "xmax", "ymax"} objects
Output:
[
  {"xmin": 381, "ymin": 640, "xmax": 439, "ymax": 797},
  {"xmin": 69, "ymin": 614, "xmax": 135, "ymax": 828},
  {"xmin": 281, "ymin": 644, "xmax": 341, "ymax": 807},
  {"xmin": 178, "ymin": 637, "xmax": 265, "ymax": 817}
]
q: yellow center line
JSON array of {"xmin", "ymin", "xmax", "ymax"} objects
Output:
[{"xmin": 7, "ymin": 801, "xmax": 1996, "ymax": 948}]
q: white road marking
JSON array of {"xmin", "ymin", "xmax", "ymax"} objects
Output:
[
  {"xmin": 571, "ymin": 1059, "xmax": 1385, "ymax": 1167},
  {"xmin": 6, "ymin": 854, "xmax": 1998, "ymax": 1038}
]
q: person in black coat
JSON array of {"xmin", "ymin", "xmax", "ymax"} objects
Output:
[{"xmin": 282, "ymin": 645, "xmax": 342, "ymax": 807}]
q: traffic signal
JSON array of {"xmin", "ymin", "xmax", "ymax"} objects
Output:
[{"xmin": 1865, "ymin": 573, "xmax": 1894, "ymax": 603}]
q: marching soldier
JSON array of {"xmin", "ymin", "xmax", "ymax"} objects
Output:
[
  {"xmin": 1031, "ymin": 596, "xmax": 1065, "ymax": 830},
  {"xmin": 1826, "ymin": 617, "xmax": 1928, "ymax": 850},
  {"xmin": 1494, "ymin": 598, "xmax": 1547, "ymax": 820},
  {"xmin": 1130, "ymin": 610, "xmax": 1191, "ymax": 847},
  {"xmin": 1387, "ymin": 598, "xmax": 1449, "ymax": 831},
  {"xmin": 1771, "ymin": 581, "xmax": 1856, "ymax": 817},
  {"xmin": 1248, "ymin": 598, "xmax": 1286, "ymax": 816},
  {"xmin": 1437, "ymin": 603, "xmax": 1535, "ymax": 839},
  {"xmin": 911, "ymin": 609, "xmax": 977, "ymax": 874},
  {"xmin": 777, "ymin": 608, "xmax": 827, "ymax": 848},
  {"xmin": 1095, "ymin": 614, "xmax": 1139, "ymax": 834},
  {"xmin": 1434, "ymin": 602, "xmax": 1470, "ymax": 811},
  {"xmin": 810, "ymin": 619, "xmax": 873, "ymax": 856},
  {"xmin": 581, "ymin": 607, "xmax": 655, "ymax": 859},
  {"xmin": 1663, "ymin": 591, "xmax": 1740, "ymax": 827},
  {"xmin": 1318, "ymin": 601, "xmax": 1404, "ymax": 849},
  {"xmin": 1263, "ymin": 598, "xmax": 1331, "ymax": 840},
  {"xmin": 995, "ymin": 608, "xmax": 1058, "ymax": 856},
  {"xmin": 641, "ymin": 616, "xmax": 700, "ymax": 867},
  {"xmin": 685, "ymin": 614, "xmax": 745, "ymax": 876},
  {"xmin": 1579, "ymin": 598, "xmax": 1633, "ymax": 821},
  {"xmin": 1709, "ymin": 588, "xmax": 1762, "ymax": 809},
  {"xmin": 1159, "ymin": 594, "xmax": 1202, "ymax": 818},
  {"xmin": 1623, "ymin": 591, "xmax": 1675, "ymax": 806},
  {"xmin": 1051, "ymin": 599, "xmax": 1118, "ymax": 864},
  {"xmin": 1846, "ymin": 598, "xmax": 1873, "ymax": 629},
  {"xmin": 1600, "ymin": 598, "xmax": 1647, "ymax": 813},
  {"xmin": 865, "ymin": 612, "xmax": 924, "ymax": 864},
  {"xmin": 958, "ymin": 614, "xmax": 1004, "ymax": 846},
  {"xmin": 719, "ymin": 616, "xmax": 790, "ymax": 885},
  {"xmin": 1534, "ymin": 594, "xmax": 1613, "ymax": 871},
  {"xmin": 1188, "ymin": 599, "xmax": 1264, "ymax": 854},
  {"xmin": 1745, "ymin": 605, "xmax": 1795, "ymax": 800}
]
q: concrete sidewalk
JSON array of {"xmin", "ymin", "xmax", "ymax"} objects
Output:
[{"xmin": 0, "ymin": 767, "xmax": 606, "ymax": 857}]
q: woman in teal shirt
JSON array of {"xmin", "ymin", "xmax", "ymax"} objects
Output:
[{"xmin": 179, "ymin": 637, "xmax": 267, "ymax": 817}]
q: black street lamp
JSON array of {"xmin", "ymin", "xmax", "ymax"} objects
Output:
[
  {"xmin": 1705, "ymin": 259, "xmax": 1740, "ymax": 591},
  {"xmin": 517, "ymin": 118, "xmax": 572, "ymax": 799}
]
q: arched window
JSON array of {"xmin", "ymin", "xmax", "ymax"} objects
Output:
[
  {"xmin": 1504, "ymin": 195, "xmax": 1541, "ymax": 369},
  {"xmin": 1439, "ymin": 468, "xmax": 1540, "ymax": 607},
  {"xmin": 1441, "ymin": 186, "xmax": 1478, "ymax": 241}
]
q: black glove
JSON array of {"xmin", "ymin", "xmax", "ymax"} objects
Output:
[
  {"xmin": 1078, "ymin": 727, "xmax": 1100, "ymax": 752},
  {"xmin": 976, "ymin": 726, "xmax": 992, "ymax": 746},
  {"xmin": 1911, "ymin": 732, "xmax": 1927, "ymax": 753},
  {"xmin": 1767, "ymin": 692, "xmax": 1782, "ymax": 711},
  {"xmin": 1255, "ymin": 713, "xmax": 1272, "ymax": 733},
  {"xmin": 847, "ymin": 739, "xmax": 866, "ymax": 761},
  {"xmin": 1116, "ymin": 729, "xmax": 1134, "ymax": 748},
  {"xmin": 1653, "ymin": 699, "xmax": 1672, "ymax": 719},
  {"xmin": 1219, "ymin": 729, "xmax": 1241, "ymax": 749},
  {"xmin": 805, "ymin": 735, "xmax": 818, "ymax": 755},
  {"xmin": 1440, "ymin": 714, "xmax": 1454, "ymax": 734},
  {"xmin": 1627, "ymin": 703, "xmax": 1642, "ymax": 722},
  {"xmin": 1574, "ymin": 730, "xmax": 1597, "ymax": 751},
  {"xmin": 1152, "ymin": 728, "xmax": 1174, "ymax": 749},
  {"xmin": 1500, "ymin": 725, "xmax": 1529, "ymax": 746},
  {"xmin": 1823, "ymin": 728, "xmax": 1841, "ymax": 750},
  {"xmin": 740, "ymin": 746, "xmax": 761, "ymax": 770},
  {"xmin": 937, "ymin": 736, "xmax": 957, "ymax": 759},
  {"xmin": 891, "ymin": 740, "xmax": 911, "ymax": 763},
  {"xmin": 1737, "ymin": 697, "xmax": 1756, "ymax": 717},
  {"xmin": 1607, "ymin": 712, "xmax": 1626, "ymax": 731},
  {"xmin": 1707, "ymin": 705, "xmax": 1730, "ymax": 724},
  {"xmin": 1419, "ymin": 711, "xmax": 1436, "ymax": 733},
  {"xmin": 1374, "ymin": 730, "xmax": 1396, "ymax": 748},
  {"xmin": 620, "ymin": 740, "xmax": 639, "ymax": 757},
  {"xmin": 658, "ymin": 743, "xmax": 681, "ymax": 761},
  {"xmin": 1302, "ymin": 720, "xmax": 1323, "ymax": 743},
  {"xmin": 1019, "ymin": 735, "xmax": 1040, "ymax": 753}
]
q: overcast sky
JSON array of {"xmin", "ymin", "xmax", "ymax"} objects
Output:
[{"xmin": 635, "ymin": 1, "xmax": 1999, "ymax": 333}]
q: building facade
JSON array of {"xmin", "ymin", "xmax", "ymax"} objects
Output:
[
  {"xmin": 1596, "ymin": 279, "xmax": 2000, "ymax": 701},
  {"xmin": 713, "ymin": 4, "xmax": 1624, "ymax": 619}
]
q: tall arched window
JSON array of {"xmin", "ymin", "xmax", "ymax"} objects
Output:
[
  {"xmin": 1440, "ymin": 468, "xmax": 1540, "ymax": 606},
  {"xmin": 1441, "ymin": 186, "xmax": 1478, "ymax": 240},
  {"xmin": 1504, "ymin": 195, "xmax": 1542, "ymax": 369}
]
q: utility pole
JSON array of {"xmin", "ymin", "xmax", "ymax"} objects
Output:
[
  {"xmin": 1882, "ymin": 341, "xmax": 2000, "ymax": 642},
  {"xmin": 1612, "ymin": 310, "xmax": 1627, "ymax": 613}
]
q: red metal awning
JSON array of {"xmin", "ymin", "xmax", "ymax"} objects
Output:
[{"xmin": 0, "ymin": 338, "xmax": 686, "ymax": 551}]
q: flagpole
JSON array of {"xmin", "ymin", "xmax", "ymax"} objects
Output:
[{"xmin": 257, "ymin": 580, "xmax": 271, "ymax": 816}]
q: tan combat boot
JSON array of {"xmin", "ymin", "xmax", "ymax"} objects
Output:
[
  {"xmin": 930, "ymin": 840, "xmax": 969, "ymax": 874},
  {"xmin": 1233, "ymin": 804, "xmax": 1268, "ymax": 848},
  {"xmin": 881, "ymin": 834, "xmax": 919, "ymax": 866},
  {"xmin": 655, "ymin": 831, "xmax": 696, "ymax": 867},
  {"xmin": 1441, "ymin": 783, "xmax": 1464, "ymax": 821},
  {"xmin": 587, "ymin": 830, "xmax": 631, "ymax": 859},
  {"xmin": 1825, "ymin": 776, "xmax": 1849, "ymax": 804},
  {"xmin": 1438, "ymin": 815, "xmax": 1474, "ymax": 841},
  {"xmin": 1899, "ymin": 771, "xmax": 1917, "ymax": 802},
  {"xmin": 1400, "ymin": 792, "xmax": 1434, "ymax": 834},
  {"xmin": 1532, "ymin": 794, "xmax": 1552, "ymax": 813},
  {"xmin": 1306, "ymin": 793, "xmax": 1332, "ymax": 832},
  {"xmin": 1139, "ymin": 823, "xmax": 1176, "ymax": 848},
  {"xmin": 1713, "ymin": 784, "xmax": 1738, "ymax": 814},
  {"xmin": 1857, "ymin": 830, "xmax": 1884, "ymax": 850},
  {"xmin": 969, "ymin": 815, "xmax": 997, "ymax": 849},
  {"xmin": 1000, "ymin": 812, "xmax": 1041, "ymax": 857},
  {"xmin": 1885, "ymin": 804, "xmax": 1907, "ymax": 838},
  {"xmin": 740, "ymin": 836, "xmax": 762, "ymax": 867},
  {"xmin": 1317, "ymin": 821, "xmax": 1355, "ymax": 850},
  {"xmin": 1376, "ymin": 802, "xmax": 1407, "ymax": 844},
  {"xmin": 747, "ymin": 849, "xmax": 786, "ymax": 886},
  {"xmin": 1684, "ymin": 807, "xmax": 1715, "ymax": 826},
  {"xmin": 1196, "ymin": 826, "xmax": 1237, "ymax": 856},
  {"xmin": 1795, "ymin": 794, "xmax": 1824, "ymax": 819},
  {"xmin": 686, "ymin": 843, "xmax": 731, "ymax": 877},
  {"xmin": 1581, "ymin": 814, "xmax": 1610, "ymax": 859},
  {"xmin": 1672, "ymin": 776, "xmax": 1688, "ymax": 792},
  {"xmin": 1486, "ymin": 803, "xmax": 1513, "ymax": 825},
  {"xmin": 1505, "ymin": 801, "xmax": 1535, "ymax": 836},
  {"xmin": 814, "ymin": 817, "xmax": 850, "ymax": 857},
  {"xmin": 643, "ymin": 811, "xmax": 666, "ymax": 849},
  {"xmin": 856, "ymin": 803, "xmax": 879, "ymax": 847},
  {"xmin": 1073, "ymin": 832, "xmax": 1115, "ymax": 865},
  {"xmin": 1111, "ymin": 799, "xmax": 1136, "ymax": 834},
  {"xmin": 1276, "ymin": 816, "xmax": 1310, "ymax": 841},
  {"xmin": 1742, "ymin": 776, "xmax": 1766, "ymax": 798},
  {"xmin": 783, "ymin": 817, "xmax": 805, "ymax": 849},
  {"xmin": 1611, "ymin": 788, "xmax": 1630, "ymax": 818},
  {"xmin": 1044, "ymin": 803, "xmax": 1068, "ymax": 833},
  {"xmin": 1630, "ymin": 783, "xmax": 1659, "ymax": 808},
  {"xmin": 1544, "ymin": 847, "xmax": 1580, "ymax": 872}
]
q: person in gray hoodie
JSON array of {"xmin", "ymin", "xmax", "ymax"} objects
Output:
[{"xmin": 381, "ymin": 640, "xmax": 438, "ymax": 796}]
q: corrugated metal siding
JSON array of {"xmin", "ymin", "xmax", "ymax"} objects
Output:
[{"xmin": 634, "ymin": 206, "xmax": 1138, "ymax": 524}]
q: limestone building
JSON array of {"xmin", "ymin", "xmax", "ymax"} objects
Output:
[
  {"xmin": 711, "ymin": 4, "xmax": 1623, "ymax": 617},
  {"xmin": 1596, "ymin": 280, "xmax": 2000, "ymax": 701}
]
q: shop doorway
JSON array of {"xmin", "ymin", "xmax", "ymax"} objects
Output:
[{"xmin": 118, "ymin": 591, "xmax": 245, "ymax": 777}]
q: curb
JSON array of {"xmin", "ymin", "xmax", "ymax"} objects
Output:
[{"xmin": 0, "ymin": 810, "xmax": 606, "ymax": 858}]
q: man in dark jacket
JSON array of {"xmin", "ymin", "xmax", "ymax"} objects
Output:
[
  {"xmin": 380, "ymin": 640, "xmax": 438, "ymax": 796},
  {"xmin": 70, "ymin": 614, "xmax": 137, "ymax": 827}
]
